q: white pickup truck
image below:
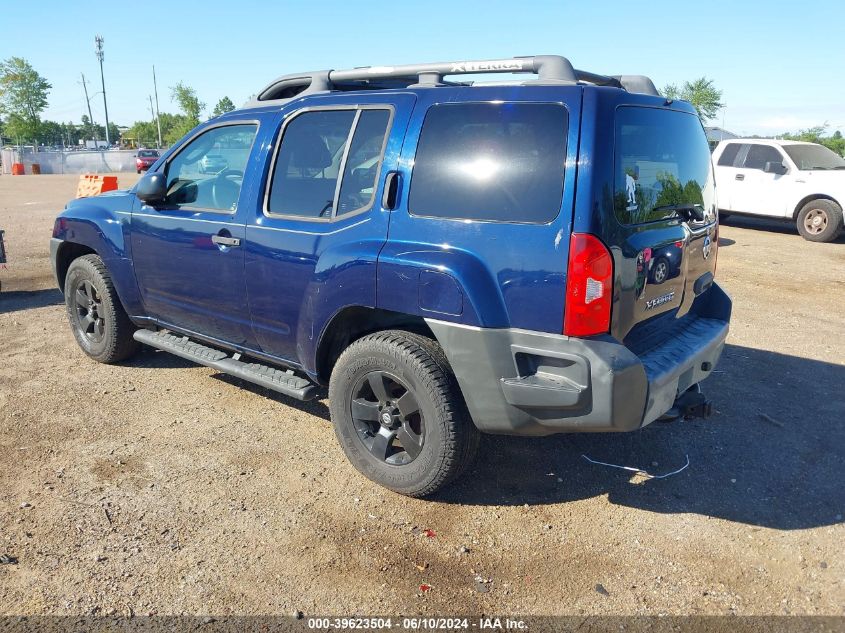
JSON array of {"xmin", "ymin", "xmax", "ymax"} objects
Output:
[{"xmin": 712, "ymin": 139, "xmax": 845, "ymax": 242}]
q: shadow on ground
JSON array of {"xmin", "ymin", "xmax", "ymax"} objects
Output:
[
  {"xmin": 0, "ymin": 288, "xmax": 64, "ymax": 313},
  {"xmin": 125, "ymin": 341, "xmax": 845, "ymax": 531},
  {"xmin": 435, "ymin": 344, "xmax": 845, "ymax": 531}
]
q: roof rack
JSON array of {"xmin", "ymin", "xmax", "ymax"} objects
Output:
[{"xmin": 246, "ymin": 55, "xmax": 660, "ymax": 107}]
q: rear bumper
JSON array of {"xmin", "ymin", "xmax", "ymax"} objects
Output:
[{"xmin": 426, "ymin": 283, "xmax": 731, "ymax": 436}]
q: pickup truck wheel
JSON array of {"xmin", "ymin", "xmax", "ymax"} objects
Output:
[
  {"xmin": 329, "ymin": 330, "xmax": 479, "ymax": 498},
  {"xmin": 796, "ymin": 200, "xmax": 843, "ymax": 242},
  {"xmin": 64, "ymin": 254, "xmax": 140, "ymax": 363}
]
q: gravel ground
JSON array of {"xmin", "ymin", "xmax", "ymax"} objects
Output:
[{"xmin": 0, "ymin": 174, "xmax": 843, "ymax": 618}]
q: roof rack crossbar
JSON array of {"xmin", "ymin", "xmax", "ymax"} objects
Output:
[
  {"xmin": 248, "ymin": 56, "xmax": 660, "ymax": 107},
  {"xmin": 327, "ymin": 55, "xmax": 578, "ymax": 86}
]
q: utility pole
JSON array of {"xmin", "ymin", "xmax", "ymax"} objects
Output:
[
  {"xmin": 95, "ymin": 35, "xmax": 111, "ymax": 146},
  {"xmin": 148, "ymin": 95, "xmax": 156, "ymax": 148},
  {"xmin": 152, "ymin": 65, "xmax": 163, "ymax": 149},
  {"xmin": 80, "ymin": 73, "xmax": 97, "ymax": 144}
]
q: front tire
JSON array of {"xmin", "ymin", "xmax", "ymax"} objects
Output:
[
  {"xmin": 329, "ymin": 330, "xmax": 479, "ymax": 497},
  {"xmin": 64, "ymin": 254, "xmax": 140, "ymax": 363},
  {"xmin": 796, "ymin": 199, "xmax": 843, "ymax": 242}
]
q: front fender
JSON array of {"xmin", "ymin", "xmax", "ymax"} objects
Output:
[{"xmin": 52, "ymin": 191, "xmax": 144, "ymax": 316}]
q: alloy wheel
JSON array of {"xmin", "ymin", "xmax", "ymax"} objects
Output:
[
  {"xmin": 350, "ymin": 370, "xmax": 424, "ymax": 465},
  {"xmin": 74, "ymin": 279, "xmax": 106, "ymax": 342}
]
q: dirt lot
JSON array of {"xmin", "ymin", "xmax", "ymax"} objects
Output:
[{"xmin": 0, "ymin": 174, "xmax": 843, "ymax": 618}]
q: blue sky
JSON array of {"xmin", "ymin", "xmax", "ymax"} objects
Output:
[{"xmin": 3, "ymin": 0, "xmax": 843, "ymax": 136}]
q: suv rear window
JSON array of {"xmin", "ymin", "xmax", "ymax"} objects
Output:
[
  {"xmin": 409, "ymin": 103, "xmax": 568, "ymax": 223},
  {"xmin": 614, "ymin": 107, "xmax": 711, "ymax": 225}
]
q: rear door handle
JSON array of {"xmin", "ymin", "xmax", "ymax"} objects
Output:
[
  {"xmin": 735, "ymin": 174, "xmax": 745, "ymax": 181},
  {"xmin": 211, "ymin": 235, "xmax": 240, "ymax": 247}
]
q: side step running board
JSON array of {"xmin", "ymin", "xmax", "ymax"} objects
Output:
[{"xmin": 133, "ymin": 329, "xmax": 319, "ymax": 401}]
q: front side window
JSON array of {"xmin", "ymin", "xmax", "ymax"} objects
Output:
[
  {"xmin": 165, "ymin": 124, "xmax": 257, "ymax": 212},
  {"xmin": 743, "ymin": 145, "xmax": 785, "ymax": 171},
  {"xmin": 614, "ymin": 107, "xmax": 712, "ymax": 225},
  {"xmin": 409, "ymin": 103, "xmax": 569, "ymax": 223},
  {"xmin": 783, "ymin": 144, "xmax": 845, "ymax": 171},
  {"xmin": 266, "ymin": 107, "xmax": 391, "ymax": 219}
]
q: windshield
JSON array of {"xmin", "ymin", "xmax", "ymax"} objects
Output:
[
  {"xmin": 138, "ymin": 150, "xmax": 159, "ymax": 157},
  {"xmin": 783, "ymin": 144, "xmax": 845, "ymax": 170}
]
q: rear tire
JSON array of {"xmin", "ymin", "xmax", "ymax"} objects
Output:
[
  {"xmin": 64, "ymin": 254, "xmax": 140, "ymax": 363},
  {"xmin": 796, "ymin": 199, "xmax": 843, "ymax": 242},
  {"xmin": 329, "ymin": 330, "xmax": 479, "ymax": 497}
]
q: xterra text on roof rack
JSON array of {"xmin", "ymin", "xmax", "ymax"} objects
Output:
[{"xmin": 51, "ymin": 55, "xmax": 732, "ymax": 496}]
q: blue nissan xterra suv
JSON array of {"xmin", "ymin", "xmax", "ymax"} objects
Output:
[{"xmin": 51, "ymin": 55, "xmax": 731, "ymax": 497}]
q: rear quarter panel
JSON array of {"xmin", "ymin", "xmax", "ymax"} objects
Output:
[{"xmin": 377, "ymin": 86, "xmax": 583, "ymax": 333}]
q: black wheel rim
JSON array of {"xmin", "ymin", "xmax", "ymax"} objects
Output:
[
  {"xmin": 74, "ymin": 279, "xmax": 106, "ymax": 342},
  {"xmin": 350, "ymin": 370, "xmax": 424, "ymax": 466}
]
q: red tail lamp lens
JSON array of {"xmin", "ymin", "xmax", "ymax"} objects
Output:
[{"xmin": 563, "ymin": 233, "xmax": 613, "ymax": 337}]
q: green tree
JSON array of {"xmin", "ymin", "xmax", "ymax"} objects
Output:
[
  {"xmin": 0, "ymin": 57, "xmax": 52, "ymax": 142},
  {"xmin": 169, "ymin": 82, "xmax": 204, "ymax": 142},
  {"xmin": 128, "ymin": 111, "xmax": 190, "ymax": 147},
  {"xmin": 780, "ymin": 124, "xmax": 845, "ymax": 157},
  {"xmin": 663, "ymin": 77, "xmax": 724, "ymax": 123},
  {"xmin": 171, "ymin": 82, "xmax": 204, "ymax": 121},
  {"xmin": 38, "ymin": 120, "xmax": 64, "ymax": 145},
  {"xmin": 211, "ymin": 96, "xmax": 236, "ymax": 118}
]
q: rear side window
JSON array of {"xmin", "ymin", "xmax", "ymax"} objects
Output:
[
  {"xmin": 717, "ymin": 143, "xmax": 741, "ymax": 166},
  {"xmin": 743, "ymin": 144, "xmax": 784, "ymax": 170},
  {"xmin": 409, "ymin": 103, "xmax": 568, "ymax": 223},
  {"xmin": 266, "ymin": 107, "xmax": 391, "ymax": 219},
  {"xmin": 614, "ymin": 107, "xmax": 711, "ymax": 225}
]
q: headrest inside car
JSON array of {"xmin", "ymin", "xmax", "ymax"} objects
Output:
[{"xmin": 287, "ymin": 130, "xmax": 332, "ymax": 170}]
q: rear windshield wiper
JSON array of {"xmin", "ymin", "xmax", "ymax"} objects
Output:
[{"xmin": 652, "ymin": 203, "xmax": 705, "ymax": 222}]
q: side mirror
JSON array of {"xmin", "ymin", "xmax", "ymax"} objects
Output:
[
  {"xmin": 764, "ymin": 161, "xmax": 787, "ymax": 175},
  {"xmin": 136, "ymin": 172, "xmax": 167, "ymax": 206}
]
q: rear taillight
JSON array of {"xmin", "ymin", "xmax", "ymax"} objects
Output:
[{"xmin": 563, "ymin": 233, "xmax": 613, "ymax": 337}]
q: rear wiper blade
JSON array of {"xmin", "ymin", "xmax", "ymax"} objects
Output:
[{"xmin": 652, "ymin": 203, "xmax": 705, "ymax": 221}]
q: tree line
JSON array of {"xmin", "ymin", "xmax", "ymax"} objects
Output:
[{"xmin": 0, "ymin": 56, "xmax": 235, "ymax": 148}]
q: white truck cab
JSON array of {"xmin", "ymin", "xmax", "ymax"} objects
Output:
[{"xmin": 712, "ymin": 139, "xmax": 845, "ymax": 242}]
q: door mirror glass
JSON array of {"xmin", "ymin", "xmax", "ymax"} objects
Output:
[
  {"xmin": 136, "ymin": 172, "xmax": 167, "ymax": 206},
  {"xmin": 764, "ymin": 161, "xmax": 787, "ymax": 175}
]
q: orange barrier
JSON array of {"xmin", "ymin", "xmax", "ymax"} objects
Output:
[
  {"xmin": 30, "ymin": 163, "xmax": 41, "ymax": 175},
  {"xmin": 76, "ymin": 174, "xmax": 119, "ymax": 198},
  {"xmin": 11, "ymin": 163, "xmax": 25, "ymax": 175}
]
